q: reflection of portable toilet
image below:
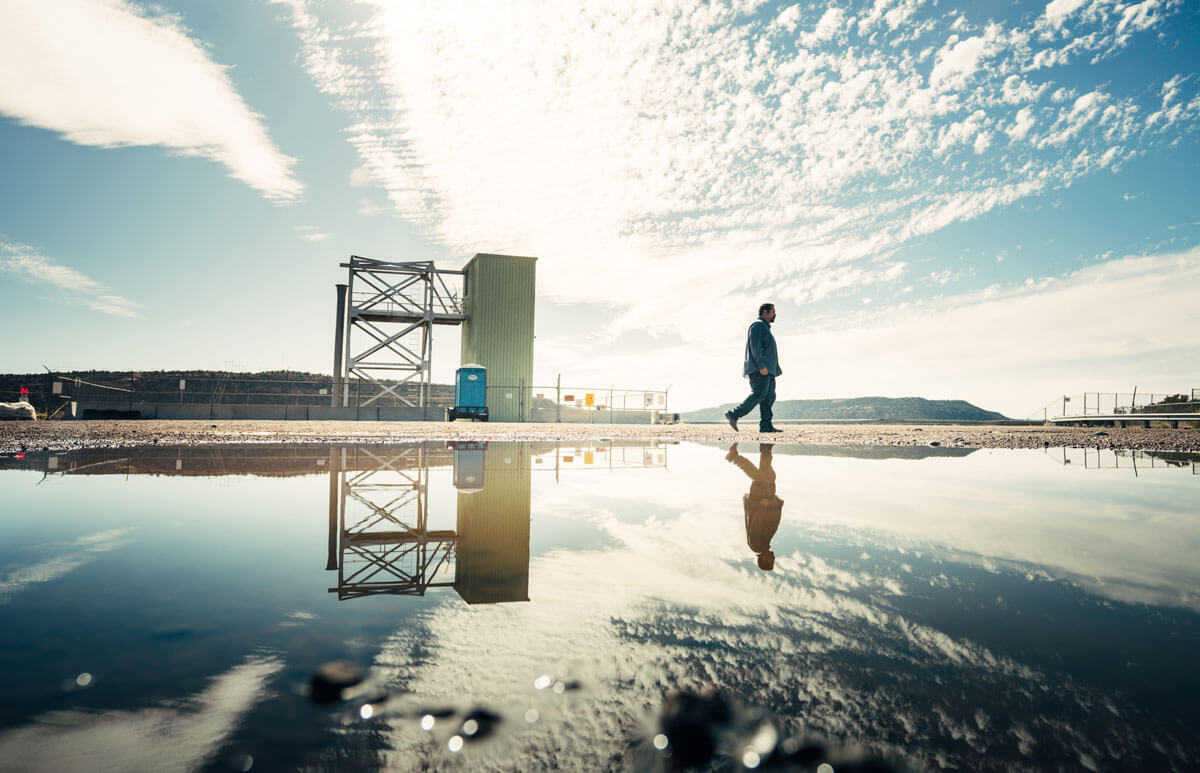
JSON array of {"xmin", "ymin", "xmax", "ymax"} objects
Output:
[
  {"xmin": 451, "ymin": 441, "xmax": 485, "ymax": 491},
  {"xmin": 448, "ymin": 364, "xmax": 488, "ymax": 421}
]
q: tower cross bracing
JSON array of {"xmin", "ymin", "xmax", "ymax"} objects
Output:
[{"xmin": 336, "ymin": 256, "xmax": 464, "ymax": 408}]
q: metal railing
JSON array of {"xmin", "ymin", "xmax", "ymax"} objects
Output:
[
  {"xmin": 1036, "ymin": 390, "xmax": 1200, "ymax": 420},
  {"xmin": 349, "ymin": 290, "xmax": 463, "ymax": 320}
]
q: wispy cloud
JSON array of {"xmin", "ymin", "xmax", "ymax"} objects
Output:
[
  {"xmin": 0, "ymin": 0, "xmax": 303, "ymax": 202},
  {"xmin": 274, "ymin": 0, "xmax": 1196, "ymax": 324},
  {"xmin": 780, "ymin": 245, "xmax": 1200, "ymax": 416},
  {"xmin": 1, "ymin": 240, "xmax": 143, "ymax": 318},
  {"xmin": 294, "ymin": 225, "xmax": 330, "ymax": 242}
]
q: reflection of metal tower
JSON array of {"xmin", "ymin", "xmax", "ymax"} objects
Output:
[
  {"xmin": 326, "ymin": 445, "xmax": 458, "ymax": 599},
  {"xmin": 323, "ymin": 441, "xmax": 672, "ymax": 604},
  {"xmin": 333, "ymin": 257, "xmax": 465, "ymax": 408},
  {"xmin": 326, "ymin": 442, "xmax": 534, "ymax": 604}
]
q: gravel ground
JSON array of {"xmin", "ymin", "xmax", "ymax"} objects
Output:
[{"xmin": 2, "ymin": 419, "xmax": 1198, "ymax": 452}]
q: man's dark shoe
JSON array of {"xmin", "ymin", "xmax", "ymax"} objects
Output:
[
  {"xmin": 759, "ymin": 427, "xmax": 784, "ymax": 433},
  {"xmin": 724, "ymin": 411, "xmax": 738, "ymax": 432}
]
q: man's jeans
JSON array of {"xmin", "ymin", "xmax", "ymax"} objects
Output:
[{"xmin": 731, "ymin": 373, "xmax": 776, "ymax": 430}]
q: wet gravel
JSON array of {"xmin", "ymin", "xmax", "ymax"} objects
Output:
[{"xmin": 2, "ymin": 419, "xmax": 1198, "ymax": 453}]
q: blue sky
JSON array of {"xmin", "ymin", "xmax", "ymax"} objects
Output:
[{"xmin": 1, "ymin": 0, "xmax": 1197, "ymax": 416}]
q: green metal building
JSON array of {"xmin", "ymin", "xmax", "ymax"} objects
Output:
[{"xmin": 460, "ymin": 253, "xmax": 537, "ymax": 422}]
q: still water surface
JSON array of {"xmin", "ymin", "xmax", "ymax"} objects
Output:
[{"xmin": 0, "ymin": 442, "xmax": 1197, "ymax": 771}]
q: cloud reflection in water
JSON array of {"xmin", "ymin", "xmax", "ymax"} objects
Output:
[
  {"xmin": 0, "ymin": 654, "xmax": 282, "ymax": 772},
  {"xmin": 368, "ymin": 443, "xmax": 1198, "ymax": 770}
]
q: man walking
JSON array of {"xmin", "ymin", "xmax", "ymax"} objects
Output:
[{"xmin": 725, "ymin": 303, "xmax": 783, "ymax": 433}]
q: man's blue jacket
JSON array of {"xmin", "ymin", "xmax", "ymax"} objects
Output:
[{"xmin": 743, "ymin": 318, "xmax": 782, "ymax": 377}]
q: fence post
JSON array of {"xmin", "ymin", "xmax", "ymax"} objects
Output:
[
  {"xmin": 556, "ymin": 374, "xmax": 561, "ymax": 423},
  {"xmin": 609, "ymin": 385, "xmax": 614, "ymax": 424}
]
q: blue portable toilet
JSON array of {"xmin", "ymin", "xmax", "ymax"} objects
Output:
[{"xmin": 449, "ymin": 364, "xmax": 488, "ymax": 421}]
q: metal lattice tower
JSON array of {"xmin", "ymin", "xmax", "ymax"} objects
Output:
[{"xmin": 333, "ymin": 257, "xmax": 464, "ymax": 408}]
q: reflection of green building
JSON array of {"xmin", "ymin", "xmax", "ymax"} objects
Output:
[
  {"xmin": 454, "ymin": 442, "xmax": 531, "ymax": 604},
  {"xmin": 460, "ymin": 254, "xmax": 536, "ymax": 422}
]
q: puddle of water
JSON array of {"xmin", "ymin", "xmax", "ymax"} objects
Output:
[{"xmin": 0, "ymin": 442, "xmax": 1197, "ymax": 771}]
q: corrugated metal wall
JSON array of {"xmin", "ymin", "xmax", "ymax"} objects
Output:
[
  {"xmin": 460, "ymin": 254, "xmax": 537, "ymax": 422},
  {"xmin": 454, "ymin": 443, "xmax": 531, "ymax": 604}
]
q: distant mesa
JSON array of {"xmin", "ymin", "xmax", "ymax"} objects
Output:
[{"xmin": 681, "ymin": 396, "xmax": 1009, "ymax": 423}]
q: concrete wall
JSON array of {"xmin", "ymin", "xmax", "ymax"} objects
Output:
[
  {"xmin": 80, "ymin": 401, "xmax": 652, "ymax": 423},
  {"xmin": 528, "ymin": 406, "xmax": 652, "ymax": 424},
  {"xmin": 83, "ymin": 402, "xmax": 447, "ymax": 421}
]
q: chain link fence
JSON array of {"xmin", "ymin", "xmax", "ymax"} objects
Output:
[
  {"xmin": 4, "ymin": 372, "xmax": 671, "ymax": 423},
  {"xmin": 483, "ymin": 383, "xmax": 671, "ymax": 423}
]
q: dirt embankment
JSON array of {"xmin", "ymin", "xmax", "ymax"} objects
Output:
[{"xmin": 2, "ymin": 420, "xmax": 1198, "ymax": 453}]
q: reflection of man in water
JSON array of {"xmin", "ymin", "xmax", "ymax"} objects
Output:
[{"xmin": 726, "ymin": 443, "xmax": 783, "ymax": 571}]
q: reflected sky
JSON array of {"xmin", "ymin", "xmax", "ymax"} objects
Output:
[{"xmin": 0, "ymin": 442, "xmax": 1197, "ymax": 771}]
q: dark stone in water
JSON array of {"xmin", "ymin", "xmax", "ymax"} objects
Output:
[
  {"xmin": 650, "ymin": 689, "xmax": 905, "ymax": 772},
  {"xmin": 658, "ymin": 689, "xmax": 732, "ymax": 768},
  {"xmin": 309, "ymin": 661, "xmax": 364, "ymax": 703}
]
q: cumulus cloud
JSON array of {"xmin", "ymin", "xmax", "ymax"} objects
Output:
[
  {"xmin": 1042, "ymin": 0, "xmax": 1090, "ymax": 28},
  {"xmin": 929, "ymin": 32, "xmax": 993, "ymax": 91},
  {"xmin": 0, "ymin": 0, "xmax": 302, "ymax": 202},
  {"xmin": 1, "ymin": 240, "xmax": 143, "ymax": 318}
]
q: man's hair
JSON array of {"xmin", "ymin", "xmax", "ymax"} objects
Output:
[{"xmin": 758, "ymin": 303, "xmax": 774, "ymax": 316}]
